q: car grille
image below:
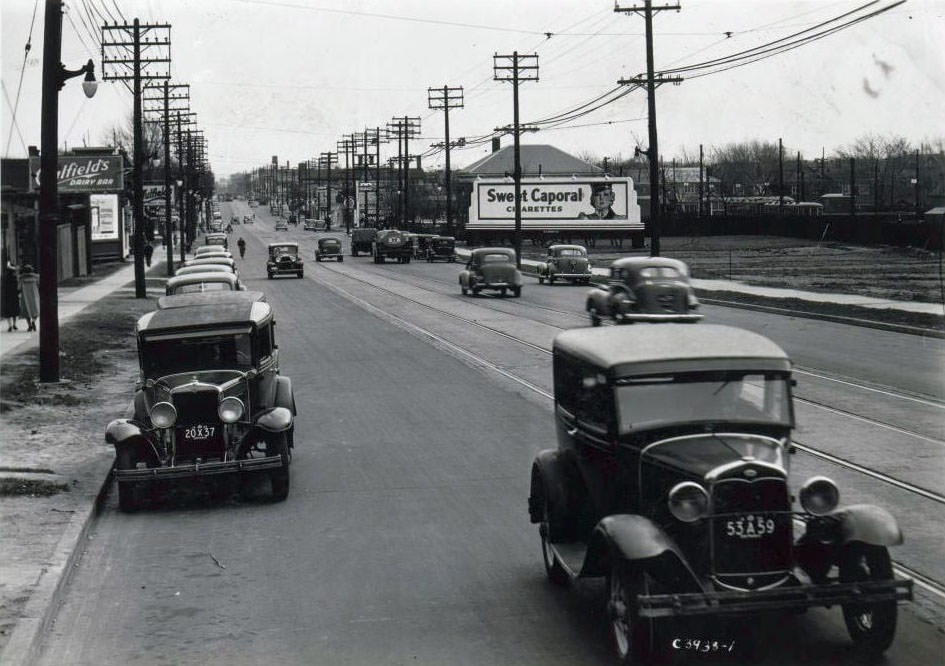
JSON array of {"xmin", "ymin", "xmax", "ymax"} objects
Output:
[
  {"xmin": 172, "ymin": 386, "xmax": 220, "ymax": 426},
  {"xmin": 171, "ymin": 386, "xmax": 224, "ymax": 459},
  {"xmin": 710, "ymin": 472, "xmax": 792, "ymax": 590}
]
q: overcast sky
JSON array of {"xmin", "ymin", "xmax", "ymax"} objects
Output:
[{"xmin": 2, "ymin": 0, "xmax": 943, "ymax": 178}]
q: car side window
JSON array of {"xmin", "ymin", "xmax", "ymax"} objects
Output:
[
  {"xmin": 554, "ymin": 355, "xmax": 612, "ymax": 435},
  {"xmin": 255, "ymin": 323, "xmax": 273, "ymax": 361}
]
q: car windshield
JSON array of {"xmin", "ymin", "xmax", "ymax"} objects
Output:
[
  {"xmin": 172, "ymin": 281, "xmax": 233, "ymax": 294},
  {"xmin": 557, "ymin": 249, "xmax": 584, "ymax": 257},
  {"xmin": 480, "ymin": 253, "xmax": 511, "ymax": 264},
  {"xmin": 271, "ymin": 246, "xmax": 297, "ymax": 257},
  {"xmin": 142, "ymin": 332, "xmax": 253, "ymax": 376},
  {"xmin": 207, "ymin": 238, "xmax": 226, "ymax": 246},
  {"xmin": 321, "ymin": 239, "xmax": 340, "ymax": 246},
  {"xmin": 614, "ymin": 371, "xmax": 792, "ymax": 433},
  {"xmin": 639, "ymin": 266, "xmax": 682, "ymax": 279}
]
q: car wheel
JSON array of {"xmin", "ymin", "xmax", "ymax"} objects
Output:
[
  {"xmin": 538, "ymin": 273, "xmax": 545, "ymax": 284},
  {"xmin": 267, "ymin": 433, "xmax": 291, "ymax": 502},
  {"xmin": 512, "ymin": 286, "xmax": 522, "ymax": 297},
  {"xmin": 116, "ymin": 448, "xmax": 139, "ymax": 513},
  {"xmin": 500, "ymin": 287, "xmax": 507, "ymax": 297},
  {"xmin": 298, "ymin": 271, "xmax": 303, "ymax": 278},
  {"xmin": 352, "ymin": 249, "xmax": 358, "ymax": 257},
  {"xmin": 338, "ymin": 256, "xmax": 343, "ymax": 262},
  {"xmin": 540, "ymin": 503, "xmax": 570, "ymax": 586},
  {"xmin": 461, "ymin": 286, "xmax": 468, "ymax": 295},
  {"xmin": 608, "ymin": 562, "xmax": 652, "ymax": 666},
  {"xmin": 548, "ymin": 272, "xmax": 556, "ymax": 285},
  {"xmin": 315, "ymin": 255, "xmax": 321, "ymax": 262},
  {"xmin": 840, "ymin": 544, "xmax": 897, "ymax": 656},
  {"xmin": 405, "ymin": 256, "xmax": 411, "ymax": 264},
  {"xmin": 267, "ymin": 272, "xmax": 273, "ymax": 279},
  {"xmin": 588, "ymin": 306, "xmax": 602, "ymax": 327}
]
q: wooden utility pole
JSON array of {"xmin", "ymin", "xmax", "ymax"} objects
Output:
[
  {"xmin": 616, "ymin": 1, "xmax": 681, "ymax": 257},
  {"xmin": 386, "ymin": 117, "xmax": 420, "ymax": 229},
  {"xmin": 428, "ymin": 85, "xmax": 464, "ymax": 236},
  {"xmin": 493, "ymin": 52, "xmax": 538, "ymax": 268}
]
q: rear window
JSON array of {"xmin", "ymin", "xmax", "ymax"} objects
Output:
[
  {"xmin": 639, "ymin": 266, "xmax": 682, "ymax": 279},
  {"xmin": 173, "ymin": 281, "xmax": 233, "ymax": 294},
  {"xmin": 481, "ymin": 253, "xmax": 511, "ymax": 264}
]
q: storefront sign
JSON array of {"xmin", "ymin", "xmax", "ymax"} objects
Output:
[
  {"xmin": 31, "ymin": 154, "xmax": 124, "ymax": 193},
  {"xmin": 89, "ymin": 193, "xmax": 120, "ymax": 241}
]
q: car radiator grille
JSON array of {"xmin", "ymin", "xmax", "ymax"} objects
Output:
[
  {"xmin": 171, "ymin": 388, "xmax": 224, "ymax": 459},
  {"xmin": 710, "ymin": 474, "xmax": 792, "ymax": 590}
]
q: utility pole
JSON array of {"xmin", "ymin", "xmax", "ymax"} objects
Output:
[
  {"xmin": 320, "ymin": 151, "xmax": 337, "ymax": 227},
  {"xmin": 371, "ymin": 128, "xmax": 387, "ymax": 226},
  {"xmin": 337, "ymin": 137, "xmax": 355, "ymax": 233},
  {"xmin": 698, "ymin": 144, "xmax": 704, "ymax": 217},
  {"xmin": 914, "ymin": 149, "xmax": 920, "ymax": 218},
  {"xmin": 779, "ymin": 137, "xmax": 784, "ymax": 216},
  {"xmin": 387, "ymin": 117, "xmax": 420, "ymax": 229},
  {"xmin": 102, "ymin": 19, "xmax": 171, "ymax": 297},
  {"xmin": 850, "ymin": 157, "xmax": 856, "ymax": 217},
  {"xmin": 616, "ymin": 1, "xmax": 681, "ymax": 257},
  {"xmin": 494, "ymin": 52, "xmax": 539, "ymax": 269},
  {"xmin": 428, "ymin": 86, "xmax": 464, "ymax": 236}
]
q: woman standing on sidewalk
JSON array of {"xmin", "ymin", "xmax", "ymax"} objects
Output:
[
  {"xmin": 19, "ymin": 265, "xmax": 39, "ymax": 331},
  {"xmin": 2, "ymin": 259, "xmax": 20, "ymax": 331}
]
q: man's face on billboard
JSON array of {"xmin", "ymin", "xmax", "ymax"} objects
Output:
[{"xmin": 592, "ymin": 186, "xmax": 615, "ymax": 212}]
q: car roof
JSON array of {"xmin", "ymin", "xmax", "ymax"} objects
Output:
[
  {"xmin": 206, "ymin": 233, "xmax": 227, "ymax": 240},
  {"xmin": 139, "ymin": 299, "xmax": 272, "ymax": 332},
  {"xmin": 319, "ymin": 236, "xmax": 341, "ymax": 243},
  {"xmin": 550, "ymin": 244, "xmax": 586, "ymax": 252},
  {"xmin": 610, "ymin": 256, "xmax": 690, "ymax": 275},
  {"xmin": 166, "ymin": 272, "xmax": 238, "ymax": 288},
  {"xmin": 554, "ymin": 325, "xmax": 791, "ymax": 376},
  {"xmin": 156, "ymin": 290, "xmax": 267, "ymax": 310},
  {"xmin": 269, "ymin": 241, "xmax": 298, "ymax": 248},
  {"xmin": 175, "ymin": 264, "xmax": 230, "ymax": 275},
  {"xmin": 471, "ymin": 247, "xmax": 515, "ymax": 257},
  {"xmin": 432, "ymin": 235, "xmax": 455, "ymax": 240},
  {"xmin": 187, "ymin": 256, "xmax": 234, "ymax": 264}
]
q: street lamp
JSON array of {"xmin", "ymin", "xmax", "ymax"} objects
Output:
[{"xmin": 38, "ymin": 0, "xmax": 98, "ymax": 383}]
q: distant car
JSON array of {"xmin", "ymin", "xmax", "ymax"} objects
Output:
[
  {"xmin": 585, "ymin": 256, "xmax": 702, "ymax": 326},
  {"xmin": 459, "ymin": 247, "xmax": 522, "ymax": 297},
  {"xmin": 315, "ymin": 236, "xmax": 343, "ymax": 262},
  {"xmin": 105, "ymin": 298, "xmax": 296, "ymax": 511},
  {"xmin": 350, "ymin": 228, "xmax": 377, "ymax": 257},
  {"xmin": 165, "ymin": 272, "xmax": 242, "ymax": 296},
  {"xmin": 425, "ymin": 236, "xmax": 455, "ymax": 262},
  {"xmin": 303, "ymin": 218, "xmax": 318, "ymax": 231},
  {"xmin": 267, "ymin": 242, "xmax": 303, "ymax": 279},
  {"xmin": 274, "ymin": 220, "xmax": 289, "ymax": 232},
  {"xmin": 408, "ymin": 233, "xmax": 437, "ymax": 259},
  {"xmin": 528, "ymin": 324, "xmax": 911, "ymax": 663},
  {"xmin": 536, "ymin": 244, "xmax": 592, "ymax": 285},
  {"xmin": 372, "ymin": 229, "xmax": 413, "ymax": 264},
  {"xmin": 205, "ymin": 233, "xmax": 228, "ymax": 249}
]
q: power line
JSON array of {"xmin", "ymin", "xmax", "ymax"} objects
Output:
[
  {"xmin": 3, "ymin": 0, "xmax": 39, "ymax": 156},
  {"xmin": 1, "ymin": 80, "xmax": 29, "ymax": 156}
]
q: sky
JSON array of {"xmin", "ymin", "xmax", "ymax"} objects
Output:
[{"xmin": 2, "ymin": 0, "xmax": 944, "ymax": 179}]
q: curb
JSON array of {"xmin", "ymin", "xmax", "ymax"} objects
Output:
[{"xmin": 0, "ymin": 457, "xmax": 113, "ymax": 666}]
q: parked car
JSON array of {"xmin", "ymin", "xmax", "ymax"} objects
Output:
[
  {"xmin": 408, "ymin": 233, "xmax": 437, "ymax": 259},
  {"xmin": 194, "ymin": 247, "xmax": 232, "ymax": 259},
  {"xmin": 350, "ymin": 227, "xmax": 377, "ymax": 257},
  {"xmin": 536, "ymin": 244, "xmax": 592, "ymax": 285},
  {"xmin": 185, "ymin": 256, "xmax": 237, "ymax": 272},
  {"xmin": 267, "ymin": 242, "xmax": 303, "ymax": 279},
  {"xmin": 274, "ymin": 219, "xmax": 289, "ymax": 232},
  {"xmin": 459, "ymin": 247, "xmax": 522, "ymax": 297},
  {"xmin": 303, "ymin": 218, "xmax": 318, "ymax": 231},
  {"xmin": 585, "ymin": 256, "xmax": 702, "ymax": 326},
  {"xmin": 204, "ymin": 232, "xmax": 228, "ymax": 249},
  {"xmin": 315, "ymin": 236, "xmax": 344, "ymax": 262},
  {"xmin": 425, "ymin": 235, "xmax": 455, "ymax": 262},
  {"xmin": 105, "ymin": 298, "xmax": 296, "ymax": 511},
  {"xmin": 165, "ymin": 272, "xmax": 242, "ymax": 296},
  {"xmin": 372, "ymin": 229, "xmax": 413, "ymax": 264},
  {"xmin": 174, "ymin": 264, "xmax": 233, "ymax": 280},
  {"xmin": 528, "ymin": 324, "xmax": 911, "ymax": 664}
]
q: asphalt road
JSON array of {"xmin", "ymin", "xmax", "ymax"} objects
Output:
[{"xmin": 35, "ymin": 205, "xmax": 945, "ymax": 665}]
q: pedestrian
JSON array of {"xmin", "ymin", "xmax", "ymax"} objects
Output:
[
  {"xmin": 325, "ymin": 214, "xmax": 332, "ymax": 233},
  {"xmin": 144, "ymin": 240, "xmax": 154, "ymax": 267},
  {"xmin": 18, "ymin": 264, "xmax": 39, "ymax": 332},
  {"xmin": 237, "ymin": 237, "xmax": 246, "ymax": 259},
  {"xmin": 1, "ymin": 259, "xmax": 20, "ymax": 331}
]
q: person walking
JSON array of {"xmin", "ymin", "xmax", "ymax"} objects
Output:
[
  {"xmin": 144, "ymin": 241, "xmax": 154, "ymax": 267},
  {"xmin": 1, "ymin": 259, "xmax": 20, "ymax": 331},
  {"xmin": 237, "ymin": 237, "xmax": 246, "ymax": 259},
  {"xmin": 18, "ymin": 264, "xmax": 39, "ymax": 331}
]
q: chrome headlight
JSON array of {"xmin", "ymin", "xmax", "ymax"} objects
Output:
[
  {"xmin": 799, "ymin": 476, "xmax": 839, "ymax": 515},
  {"xmin": 218, "ymin": 396, "xmax": 244, "ymax": 424},
  {"xmin": 150, "ymin": 401, "xmax": 177, "ymax": 429},
  {"xmin": 668, "ymin": 481, "xmax": 709, "ymax": 523}
]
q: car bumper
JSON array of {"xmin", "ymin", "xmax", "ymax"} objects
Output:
[
  {"xmin": 116, "ymin": 454, "xmax": 284, "ymax": 481},
  {"xmin": 617, "ymin": 312, "xmax": 703, "ymax": 323},
  {"xmin": 637, "ymin": 578, "xmax": 913, "ymax": 618},
  {"xmin": 548, "ymin": 272, "xmax": 591, "ymax": 279},
  {"xmin": 269, "ymin": 266, "xmax": 301, "ymax": 274}
]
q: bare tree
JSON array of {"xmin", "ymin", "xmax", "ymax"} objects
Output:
[{"xmin": 709, "ymin": 140, "xmax": 784, "ymax": 196}]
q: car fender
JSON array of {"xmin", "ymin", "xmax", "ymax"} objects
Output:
[
  {"xmin": 458, "ymin": 271, "xmax": 469, "ymax": 286},
  {"xmin": 832, "ymin": 504, "xmax": 903, "ymax": 546},
  {"xmin": 105, "ymin": 419, "xmax": 160, "ymax": 465},
  {"xmin": 582, "ymin": 514, "xmax": 702, "ymax": 591},
  {"xmin": 529, "ymin": 449, "xmax": 580, "ymax": 542},
  {"xmin": 255, "ymin": 406, "xmax": 294, "ymax": 433},
  {"xmin": 512, "ymin": 271, "xmax": 524, "ymax": 287},
  {"xmin": 274, "ymin": 375, "xmax": 297, "ymax": 415},
  {"xmin": 586, "ymin": 287, "xmax": 610, "ymax": 315}
]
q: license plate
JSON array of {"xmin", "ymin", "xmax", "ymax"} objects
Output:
[
  {"xmin": 724, "ymin": 514, "xmax": 778, "ymax": 539},
  {"xmin": 183, "ymin": 425, "xmax": 216, "ymax": 440}
]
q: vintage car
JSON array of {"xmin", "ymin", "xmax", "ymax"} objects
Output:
[
  {"xmin": 372, "ymin": 229, "xmax": 413, "ymax": 264},
  {"xmin": 157, "ymin": 290, "xmax": 266, "ymax": 310},
  {"xmin": 185, "ymin": 256, "xmax": 237, "ymax": 272},
  {"xmin": 315, "ymin": 236, "xmax": 344, "ymax": 262},
  {"xmin": 536, "ymin": 244, "xmax": 593, "ymax": 285},
  {"xmin": 426, "ymin": 235, "xmax": 456, "ymax": 262},
  {"xmin": 174, "ymin": 265, "xmax": 234, "ymax": 281},
  {"xmin": 528, "ymin": 324, "xmax": 911, "ymax": 663},
  {"xmin": 303, "ymin": 218, "xmax": 318, "ymax": 231},
  {"xmin": 165, "ymin": 272, "xmax": 242, "ymax": 296},
  {"xmin": 193, "ymin": 247, "xmax": 232, "ymax": 259},
  {"xmin": 585, "ymin": 256, "xmax": 702, "ymax": 326},
  {"xmin": 106, "ymin": 298, "xmax": 296, "ymax": 511},
  {"xmin": 205, "ymin": 232, "xmax": 228, "ymax": 249},
  {"xmin": 407, "ymin": 233, "xmax": 437, "ymax": 259},
  {"xmin": 267, "ymin": 242, "xmax": 303, "ymax": 278},
  {"xmin": 459, "ymin": 247, "xmax": 522, "ymax": 297},
  {"xmin": 350, "ymin": 227, "xmax": 377, "ymax": 256},
  {"xmin": 274, "ymin": 219, "xmax": 289, "ymax": 232}
]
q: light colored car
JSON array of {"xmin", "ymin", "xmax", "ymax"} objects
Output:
[
  {"xmin": 165, "ymin": 271, "xmax": 242, "ymax": 296},
  {"xmin": 274, "ymin": 220, "xmax": 289, "ymax": 232},
  {"xmin": 536, "ymin": 244, "xmax": 592, "ymax": 285},
  {"xmin": 459, "ymin": 247, "xmax": 522, "ymax": 297},
  {"xmin": 193, "ymin": 247, "xmax": 232, "ymax": 259},
  {"xmin": 184, "ymin": 256, "xmax": 237, "ymax": 272},
  {"xmin": 585, "ymin": 256, "xmax": 701, "ymax": 326}
]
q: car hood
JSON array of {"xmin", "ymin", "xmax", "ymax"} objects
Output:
[{"xmin": 640, "ymin": 432, "xmax": 787, "ymax": 480}]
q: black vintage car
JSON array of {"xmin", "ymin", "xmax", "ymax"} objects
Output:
[
  {"xmin": 267, "ymin": 242, "xmax": 303, "ymax": 278},
  {"xmin": 536, "ymin": 244, "xmax": 592, "ymax": 284},
  {"xmin": 426, "ymin": 235, "xmax": 456, "ymax": 262},
  {"xmin": 528, "ymin": 324, "xmax": 911, "ymax": 664},
  {"xmin": 105, "ymin": 297, "xmax": 296, "ymax": 511},
  {"xmin": 586, "ymin": 256, "xmax": 701, "ymax": 326},
  {"xmin": 372, "ymin": 229, "xmax": 413, "ymax": 264},
  {"xmin": 350, "ymin": 227, "xmax": 377, "ymax": 257},
  {"xmin": 315, "ymin": 236, "xmax": 344, "ymax": 262}
]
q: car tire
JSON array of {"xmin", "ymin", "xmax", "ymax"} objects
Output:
[
  {"xmin": 405, "ymin": 256, "xmax": 411, "ymax": 264},
  {"xmin": 315, "ymin": 256, "xmax": 321, "ymax": 262},
  {"xmin": 512, "ymin": 286, "xmax": 521, "ymax": 297},
  {"xmin": 352, "ymin": 249, "xmax": 358, "ymax": 257},
  {"xmin": 548, "ymin": 272, "xmax": 556, "ymax": 285},
  {"xmin": 608, "ymin": 562, "xmax": 652, "ymax": 666},
  {"xmin": 500, "ymin": 287, "xmax": 507, "ymax": 297},
  {"xmin": 298, "ymin": 271, "xmax": 303, "ymax": 278},
  {"xmin": 840, "ymin": 544, "xmax": 897, "ymax": 656},
  {"xmin": 588, "ymin": 306, "xmax": 602, "ymax": 327},
  {"xmin": 338, "ymin": 256, "xmax": 343, "ymax": 262},
  {"xmin": 267, "ymin": 272, "xmax": 273, "ymax": 280},
  {"xmin": 538, "ymin": 274, "xmax": 545, "ymax": 284},
  {"xmin": 540, "ymin": 502, "xmax": 570, "ymax": 586},
  {"xmin": 461, "ymin": 285, "xmax": 468, "ymax": 296},
  {"xmin": 267, "ymin": 434, "xmax": 291, "ymax": 502},
  {"xmin": 116, "ymin": 448, "xmax": 139, "ymax": 513}
]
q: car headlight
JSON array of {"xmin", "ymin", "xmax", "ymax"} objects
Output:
[
  {"xmin": 799, "ymin": 476, "xmax": 839, "ymax": 515},
  {"xmin": 150, "ymin": 401, "xmax": 177, "ymax": 429},
  {"xmin": 668, "ymin": 482, "xmax": 709, "ymax": 523},
  {"xmin": 218, "ymin": 396, "xmax": 245, "ymax": 424}
]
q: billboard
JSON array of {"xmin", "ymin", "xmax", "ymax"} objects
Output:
[
  {"xmin": 468, "ymin": 177, "xmax": 641, "ymax": 230},
  {"xmin": 30, "ymin": 154, "xmax": 124, "ymax": 193},
  {"xmin": 89, "ymin": 193, "xmax": 120, "ymax": 241}
]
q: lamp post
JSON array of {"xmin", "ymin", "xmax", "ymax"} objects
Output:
[{"xmin": 38, "ymin": 0, "xmax": 97, "ymax": 383}]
